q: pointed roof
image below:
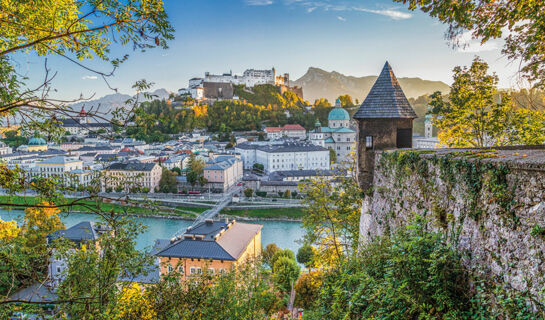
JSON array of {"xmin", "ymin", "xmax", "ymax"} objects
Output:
[{"xmin": 354, "ymin": 62, "xmax": 417, "ymax": 119}]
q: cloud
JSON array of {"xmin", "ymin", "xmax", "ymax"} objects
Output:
[
  {"xmin": 354, "ymin": 8, "xmax": 412, "ymax": 20},
  {"xmin": 81, "ymin": 75, "xmax": 98, "ymax": 80},
  {"xmin": 245, "ymin": 0, "xmax": 273, "ymax": 5},
  {"xmin": 455, "ymin": 31, "xmax": 501, "ymax": 53},
  {"xmin": 306, "ymin": 7, "xmax": 317, "ymax": 13},
  {"xmin": 337, "ymin": 16, "xmax": 346, "ymax": 21}
]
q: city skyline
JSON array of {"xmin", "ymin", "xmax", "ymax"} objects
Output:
[{"xmin": 14, "ymin": 0, "xmax": 520, "ymax": 100}]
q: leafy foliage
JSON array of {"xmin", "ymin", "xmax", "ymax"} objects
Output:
[
  {"xmin": 395, "ymin": 0, "xmax": 545, "ymax": 87},
  {"xmin": 159, "ymin": 167, "xmax": 178, "ymax": 193},
  {"xmin": 430, "ymin": 57, "xmax": 545, "ymax": 147}
]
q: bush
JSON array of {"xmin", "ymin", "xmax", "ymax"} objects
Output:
[
  {"xmin": 256, "ymin": 191, "xmax": 267, "ymax": 197},
  {"xmin": 262, "ymin": 243, "xmax": 279, "ymax": 266},
  {"xmin": 244, "ymin": 188, "xmax": 253, "ymax": 198},
  {"xmin": 311, "ymin": 216, "xmax": 470, "ymax": 319}
]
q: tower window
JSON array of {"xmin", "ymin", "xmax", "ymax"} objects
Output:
[{"xmin": 365, "ymin": 136, "xmax": 373, "ymax": 149}]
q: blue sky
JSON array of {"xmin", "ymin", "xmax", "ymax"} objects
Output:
[{"xmin": 14, "ymin": 0, "xmax": 520, "ymax": 100}]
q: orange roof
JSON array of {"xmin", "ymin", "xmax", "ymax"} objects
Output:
[
  {"xmin": 282, "ymin": 124, "xmax": 305, "ymax": 131},
  {"xmin": 264, "ymin": 127, "xmax": 282, "ymax": 132}
]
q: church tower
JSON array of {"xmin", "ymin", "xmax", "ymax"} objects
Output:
[{"xmin": 353, "ymin": 62, "xmax": 417, "ymax": 191}]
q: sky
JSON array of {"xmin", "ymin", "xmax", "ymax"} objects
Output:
[{"xmin": 14, "ymin": 0, "xmax": 523, "ymax": 100}]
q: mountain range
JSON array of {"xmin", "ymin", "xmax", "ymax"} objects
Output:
[
  {"xmin": 71, "ymin": 88, "xmax": 171, "ymax": 118},
  {"xmin": 292, "ymin": 67, "xmax": 451, "ymax": 103}
]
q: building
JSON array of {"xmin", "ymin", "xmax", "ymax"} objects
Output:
[
  {"xmin": 46, "ymin": 221, "xmax": 107, "ymax": 286},
  {"xmin": 17, "ymin": 134, "xmax": 48, "ymax": 152},
  {"xmin": 204, "ymin": 68, "xmax": 287, "ymax": 88},
  {"xmin": 178, "ymin": 78, "xmax": 204, "ymax": 100},
  {"xmin": 61, "ymin": 107, "xmax": 112, "ymax": 136},
  {"xmin": 0, "ymin": 141, "xmax": 12, "ymax": 155},
  {"xmin": 203, "ymin": 155, "xmax": 243, "ymax": 192},
  {"xmin": 155, "ymin": 219, "xmax": 262, "ymax": 279},
  {"xmin": 264, "ymin": 124, "xmax": 307, "ymax": 140},
  {"xmin": 235, "ymin": 141, "xmax": 329, "ymax": 173},
  {"xmin": 309, "ymin": 99, "xmax": 357, "ymax": 162},
  {"xmin": 203, "ymin": 81, "xmax": 235, "ymax": 100},
  {"xmin": 353, "ymin": 62, "xmax": 417, "ymax": 190},
  {"xmin": 29, "ymin": 156, "xmax": 96, "ymax": 187},
  {"xmin": 102, "ymin": 162, "xmax": 162, "ymax": 193}
]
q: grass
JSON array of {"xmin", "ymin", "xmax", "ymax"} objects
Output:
[
  {"xmin": 220, "ymin": 207, "xmax": 305, "ymax": 219},
  {"xmin": 0, "ymin": 195, "xmax": 198, "ymax": 218}
]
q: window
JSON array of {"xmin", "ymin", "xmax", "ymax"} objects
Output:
[
  {"xmin": 178, "ymin": 266, "xmax": 184, "ymax": 273},
  {"xmin": 365, "ymin": 136, "xmax": 373, "ymax": 149},
  {"xmin": 208, "ymin": 268, "xmax": 214, "ymax": 274},
  {"xmin": 167, "ymin": 265, "xmax": 173, "ymax": 273}
]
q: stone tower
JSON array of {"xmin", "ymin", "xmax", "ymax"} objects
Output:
[{"xmin": 353, "ymin": 62, "xmax": 417, "ymax": 191}]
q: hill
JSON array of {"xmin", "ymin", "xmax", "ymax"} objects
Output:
[{"xmin": 292, "ymin": 67, "xmax": 450, "ymax": 103}]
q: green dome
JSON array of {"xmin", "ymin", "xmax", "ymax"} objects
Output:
[
  {"xmin": 328, "ymin": 107, "xmax": 350, "ymax": 120},
  {"xmin": 29, "ymin": 137, "xmax": 46, "ymax": 146}
]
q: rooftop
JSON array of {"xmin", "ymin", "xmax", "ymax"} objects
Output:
[
  {"xmin": 106, "ymin": 162, "xmax": 158, "ymax": 171},
  {"xmin": 354, "ymin": 62, "xmax": 418, "ymax": 119},
  {"xmin": 155, "ymin": 220, "xmax": 262, "ymax": 261}
]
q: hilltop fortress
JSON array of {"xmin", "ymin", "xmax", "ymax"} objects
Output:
[{"xmin": 179, "ymin": 67, "xmax": 303, "ymax": 101}]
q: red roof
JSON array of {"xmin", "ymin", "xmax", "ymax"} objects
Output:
[
  {"xmin": 264, "ymin": 127, "xmax": 282, "ymax": 132},
  {"xmin": 282, "ymin": 124, "xmax": 305, "ymax": 131},
  {"xmin": 265, "ymin": 124, "xmax": 306, "ymax": 133}
]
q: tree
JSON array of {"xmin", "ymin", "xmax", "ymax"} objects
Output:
[
  {"xmin": 272, "ymin": 256, "xmax": 300, "ymax": 294},
  {"xmin": 337, "ymin": 95, "xmax": 355, "ymax": 107},
  {"xmin": 295, "ymin": 271, "xmax": 322, "ymax": 310},
  {"xmin": 262, "ymin": 243, "xmax": 280, "ymax": 266},
  {"xmin": 270, "ymin": 249, "xmax": 296, "ymax": 272},
  {"xmin": 22, "ymin": 202, "xmax": 64, "ymax": 249},
  {"xmin": 252, "ymin": 163, "xmax": 264, "ymax": 173},
  {"xmin": 296, "ymin": 244, "xmax": 315, "ymax": 269},
  {"xmin": 395, "ymin": 0, "xmax": 545, "ymax": 87},
  {"xmin": 430, "ymin": 57, "xmax": 545, "ymax": 147},
  {"xmin": 159, "ymin": 168, "xmax": 178, "ymax": 193},
  {"xmin": 329, "ymin": 148, "xmax": 337, "ymax": 164},
  {"xmin": 187, "ymin": 154, "xmax": 205, "ymax": 188},
  {"xmin": 283, "ymin": 190, "xmax": 291, "ymax": 198},
  {"xmin": 244, "ymin": 188, "xmax": 254, "ymax": 198},
  {"xmin": 171, "ymin": 167, "xmax": 182, "ymax": 175}
]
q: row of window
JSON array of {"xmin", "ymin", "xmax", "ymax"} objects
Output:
[{"xmin": 167, "ymin": 265, "xmax": 226, "ymax": 275}]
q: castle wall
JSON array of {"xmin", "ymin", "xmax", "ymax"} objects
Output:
[{"xmin": 360, "ymin": 147, "xmax": 545, "ymax": 298}]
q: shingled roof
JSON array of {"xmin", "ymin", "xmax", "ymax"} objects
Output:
[{"xmin": 354, "ymin": 62, "xmax": 417, "ymax": 119}]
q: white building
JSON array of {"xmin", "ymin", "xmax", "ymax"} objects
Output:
[
  {"xmin": 309, "ymin": 99, "xmax": 357, "ymax": 162},
  {"xmin": 264, "ymin": 124, "xmax": 307, "ymax": 140},
  {"xmin": 235, "ymin": 141, "xmax": 329, "ymax": 173},
  {"xmin": 30, "ymin": 156, "xmax": 97, "ymax": 187},
  {"xmin": 178, "ymin": 78, "xmax": 204, "ymax": 100},
  {"xmin": 0, "ymin": 141, "xmax": 12, "ymax": 155}
]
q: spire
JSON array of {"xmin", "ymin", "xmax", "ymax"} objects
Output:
[{"xmin": 354, "ymin": 61, "xmax": 417, "ymax": 119}]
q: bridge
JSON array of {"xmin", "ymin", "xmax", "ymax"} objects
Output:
[{"xmin": 172, "ymin": 185, "xmax": 242, "ymax": 237}]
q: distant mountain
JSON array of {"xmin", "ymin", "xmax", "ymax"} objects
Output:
[
  {"xmin": 71, "ymin": 88, "xmax": 171, "ymax": 119},
  {"xmin": 292, "ymin": 67, "xmax": 451, "ymax": 103}
]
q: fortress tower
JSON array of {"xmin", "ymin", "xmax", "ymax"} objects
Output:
[{"xmin": 353, "ymin": 62, "xmax": 417, "ymax": 191}]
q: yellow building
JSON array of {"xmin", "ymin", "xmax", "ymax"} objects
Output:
[{"xmin": 155, "ymin": 219, "xmax": 262, "ymax": 279}]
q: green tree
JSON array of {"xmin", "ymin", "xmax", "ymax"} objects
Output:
[
  {"xmin": 296, "ymin": 244, "xmax": 315, "ymax": 269},
  {"xmin": 171, "ymin": 167, "xmax": 182, "ymax": 175},
  {"xmin": 328, "ymin": 148, "xmax": 337, "ymax": 164},
  {"xmin": 299, "ymin": 156, "xmax": 363, "ymax": 267},
  {"xmin": 159, "ymin": 168, "xmax": 178, "ymax": 193},
  {"xmin": 270, "ymin": 249, "xmax": 296, "ymax": 272},
  {"xmin": 294, "ymin": 271, "xmax": 322, "ymax": 310},
  {"xmin": 253, "ymin": 163, "xmax": 264, "ymax": 173},
  {"xmin": 272, "ymin": 256, "xmax": 300, "ymax": 294},
  {"xmin": 430, "ymin": 57, "xmax": 545, "ymax": 147},
  {"xmin": 244, "ymin": 188, "xmax": 253, "ymax": 198},
  {"xmin": 262, "ymin": 243, "xmax": 280, "ymax": 267},
  {"xmin": 395, "ymin": 0, "xmax": 545, "ymax": 87},
  {"xmin": 186, "ymin": 155, "xmax": 206, "ymax": 188}
]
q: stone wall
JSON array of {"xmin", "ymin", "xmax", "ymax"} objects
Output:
[{"xmin": 360, "ymin": 146, "xmax": 545, "ymax": 298}]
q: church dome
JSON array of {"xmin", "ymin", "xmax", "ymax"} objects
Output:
[
  {"xmin": 29, "ymin": 136, "xmax": 46, "ymax": 146},
  {"xmin": 328, "ymin": 107, "xmax": 350, "ymax": 120}
]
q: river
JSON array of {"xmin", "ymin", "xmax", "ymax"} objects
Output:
[{"xmin": 0, "ymin": 210, "xmax": 305, "ymax": 254}]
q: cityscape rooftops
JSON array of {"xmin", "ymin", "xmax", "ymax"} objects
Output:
[
  {"xmin": 236, "ymin": 141, "xmax": 328, "ymax": 153},
  {"xmin": 106, "ymin": 162, "xmax": 157, "ymax": 171}
]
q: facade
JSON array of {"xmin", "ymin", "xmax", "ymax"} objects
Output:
[
  {"xmin": 413, "ymin": 108, "xmax": 442, "ymax": 149},
  {"xmin": 29, "ymin": 156, "xmax": 96, "ymax": 187},
  {"xmin": 203, "ymin": 68, "xmax": 287, "ymax": 88},
  {"xmin": 264, "ymin": 124, "xmax": 306, "ymax": 140},
  {"xmin": 102, "ymin": 162, "xmax": 162, "ymax": 193},
  {"xmin": 203, "ymin": 155, "xmax": 243, "ymax": 192},
  {"xmin": 235, "ymin": 141, "xmax": 329, "ymax": 173},
  {"xmin": 0, "ymin": 141, "xmax": 12, "ymax": 155},
  {"xmin": 309, "ymin": 99, "xmax": 357, "ymax": 162},
  {"xmin": 353, "ymin": 62, "xmax": 417, "ymax": 190},
  {"xmin": 155, "ymin": 219, "xmax": 262, "ymax": 280}
]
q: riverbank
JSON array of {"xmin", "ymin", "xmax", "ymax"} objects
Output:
[{"xmin": 0, "ymin": 195, "xmax": 305, "ymax": 222}]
